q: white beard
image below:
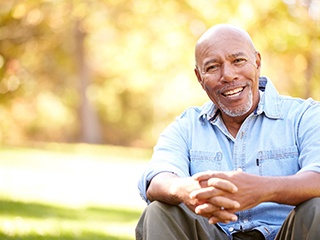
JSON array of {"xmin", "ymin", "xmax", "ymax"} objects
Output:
[{"xmin": 218, "ymin": 88, "xmax": 253, "ymax": 117}]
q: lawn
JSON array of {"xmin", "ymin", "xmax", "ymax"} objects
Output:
[{"xmin": 0, "ymin": 144, "xmax": 151, "ymax": 239}]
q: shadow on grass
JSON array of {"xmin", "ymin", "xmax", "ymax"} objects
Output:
[
  {"xmin": 0, "ymin": 199, "xmax": 143, "ymax": 240},
  {"xmin": 0, "ymin": 199, "xmax": 141, "ymax": 222},
  {"xmin": 0, "ymin": 232, "xmax": 125, "ymax": 240}
]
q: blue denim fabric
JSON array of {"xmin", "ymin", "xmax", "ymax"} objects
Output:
[{"xmin": 138, "ymin": 77, "xmax": 320, "ymax": 240}]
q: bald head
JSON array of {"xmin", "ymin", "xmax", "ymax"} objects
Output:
[{"xmin": 195, "ymin": 24, "xmax": 257, "ymax": 66}]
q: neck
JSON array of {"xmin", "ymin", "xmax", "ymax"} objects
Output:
[{"xmin": 221, "ymin": 113, "xmax": 248, "ymax": 138}]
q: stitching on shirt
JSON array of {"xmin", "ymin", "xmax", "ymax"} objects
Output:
[{"xmin": 258, "ymin": 146, "xmax": 298, "ymax": 160}]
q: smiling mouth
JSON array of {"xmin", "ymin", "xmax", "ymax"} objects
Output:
[{"xmin": 222, "ymin": 87, "xmax": 245, "ymax": 97}]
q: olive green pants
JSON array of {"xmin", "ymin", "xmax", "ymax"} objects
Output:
[{"xmin": 136, "ymin": 198, "xmax": 320, "ymax": 240}]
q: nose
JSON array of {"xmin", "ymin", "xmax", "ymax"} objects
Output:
[{"xmin": 220, "ymin": 63, "xmax": 237, "ymax": 82}]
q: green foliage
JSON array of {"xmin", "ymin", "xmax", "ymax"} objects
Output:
[
  {"xmin": 0, "ymin": 200, "xmax": 140, "ymax": 223},
  {"xmin": 0, "ymin": 0, "xmax": 319, "ymax": 147},
  {"xmin": 0, "ymin": 199, "xmax": 139, "ymax": 239}
]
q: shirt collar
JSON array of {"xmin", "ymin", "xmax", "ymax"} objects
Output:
[
  {"xmin": 198, "ymin": 76, "xmax": 283, "ymax": 123},
  {"xmin": 257, "ymin": 76, "xmax": 283, "ymax": 119}
]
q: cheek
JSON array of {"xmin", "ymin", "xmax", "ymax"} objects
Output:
[
  {"xmin": 202, "ymin": 80, "xmax": 212, "ymax": 94},
  {"xmin": 203, "ymin": 82, "xmax": 220, "ymax": 103},
  {"xmin": 203, "ymin": 78, "xmax": 219, "ymax": 93}
]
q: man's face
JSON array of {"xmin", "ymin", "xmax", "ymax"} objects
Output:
[{"xmin": 195, "ymin": 33, "xmax": 261, "ymax": 118}]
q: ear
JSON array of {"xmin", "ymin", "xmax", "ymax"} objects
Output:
[
  {"xmin": 194, "ymin": 67, "xmax": 204, "ymax": 89},
  {"xmin": 255, "ymin": 51, "xmax": 261, "ymax": 70}
]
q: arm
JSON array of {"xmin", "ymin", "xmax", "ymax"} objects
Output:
[
  {"xmin": 264, "ymin": 171, "xmax": 320, "ymax": 205},
  {"xmin": 146, "ymin": 172, "xmax": 191, "ymax": 205},
  {"xmin": 147, "ymin": 171, "xmax": 240, "ymax": 218}
]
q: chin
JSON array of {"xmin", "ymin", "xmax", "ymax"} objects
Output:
[{"xmin": 220, "ymin": 100, "xmax": 253, "ymax": 117}]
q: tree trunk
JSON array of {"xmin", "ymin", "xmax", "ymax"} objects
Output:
[{"xmin": 75, "ymin": 19, "xmax": 102, "ymax": 144}]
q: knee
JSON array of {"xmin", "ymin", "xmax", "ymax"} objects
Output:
[
  {"xmin": 297, "ymin": 197, "xmax": 320, "ymax": 209},
  {"xmin": 295, "ymin": 197, "xmax": 320, "ymax": 216},
  {"xmin": 144, "ymin": 201, "xmax": 192, "ymax": 220},
  {"xmin": 144, "ymin": 201, "xmax": 174, "ymax": 218},
  {"xmin": 147, "ymin": 201, "xmax": 169, "ymax": 213}
]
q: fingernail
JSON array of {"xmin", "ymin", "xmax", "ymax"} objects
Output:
[
  {"xmin": 231, "ymin": 216, "xmax": 238, "ymax": 221},
  {"xmin": 209, "ymin": 219, "xmax": 216, "ymax": 224}
]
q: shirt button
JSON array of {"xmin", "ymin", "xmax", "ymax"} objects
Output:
[
  {"xmin": 243, "ymin": 219, "xmax": 249, "ymax": 223},
  {"xmin": 229, "ymin": 227, "xmax": 234, "ymax": 232}
]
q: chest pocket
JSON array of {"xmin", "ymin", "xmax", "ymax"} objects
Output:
[
  {"xmin": 258, "ymin": 146, "xmax": 299, "ymax": 176},
  {"xmin": 189, "ymin": 150, "xmax": 222, "ymax": 175}
]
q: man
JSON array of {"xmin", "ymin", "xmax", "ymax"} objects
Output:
[{"xmin": 136, "ymin": 24, "xmax": 320, "ymax": 240}]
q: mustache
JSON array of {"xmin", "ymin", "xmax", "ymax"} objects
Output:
[{"xmin": 216, "ymin": 82, "xmax": 251, "ymax": 94}]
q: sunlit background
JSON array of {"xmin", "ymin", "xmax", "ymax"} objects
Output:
[
  {"xmin": 0, "ymin": 0, "xmax": 319, "ymax": 239},
  {"xmin": 1, "ymin": 0, "xmax": 319, "ymax": 147}
]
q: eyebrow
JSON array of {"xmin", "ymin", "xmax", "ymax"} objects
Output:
[
  {"xmin": 229, "ymin": 52, "xmax": 247, "ymax": 58},
  {"xmin": 202, "ymin": 52, "xmax": 248, "ymax": 69}
]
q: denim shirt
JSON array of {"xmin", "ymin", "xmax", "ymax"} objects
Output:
[{"xmin": 138, "ymin": 76, "xmax": 320, "ymax": 239}]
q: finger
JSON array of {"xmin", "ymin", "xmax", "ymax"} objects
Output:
[
  {"xmin": 193, "ymin": 171, "xmax": 216, "ymax": 181},
  {"xmin": 190, "ymin": 186, "xmax": 223, "ymax": 200},
  {"xmin": 208, "ymin": 210, "xmax": 238, "ymax": 224},
  {"xmin": 195, "ymin": 196, "xmax": 240, "ymax": 214},
  {"xmin": 207, "ymin": 196, "xmax": 240, "ymax": 209},
  {"xmin": 207, "ymin": 178, "xmax": 238, "ymax": 193},
  {"xmin": 199, "ymin": 179, "xmax": 209, "ymax": 188},
  {"xmin": 195, "ymin": 202, "xmax": 221, "ymax": 215},
  {"xmin": 190, "ymin": 186, "xmax": 239, "ymax": 204}
]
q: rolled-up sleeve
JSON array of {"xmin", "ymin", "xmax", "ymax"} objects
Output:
[
  {"xmin": 297, "ymin": 100, "xmax": 320, "ymax": 174},
  {"xmin": 138, "ymin": 112, "xmax": 193, "ymax": 203}
]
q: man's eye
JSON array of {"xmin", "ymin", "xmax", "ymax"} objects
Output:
[
  {"xmin": 234, "ymin": 58, "xmax": 246, "ymax": 64},
  {"xmin": 206, "ymin": 65, "xmax": 219, "ymax": 73}
]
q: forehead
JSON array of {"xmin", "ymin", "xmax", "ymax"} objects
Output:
[
  {"xmin": 196, "ymin": 28, "xmax": 255, "ymax": 65},
  {"xmin": 200, "ymin": 37, "xmax": 252, "ymax": 60}
]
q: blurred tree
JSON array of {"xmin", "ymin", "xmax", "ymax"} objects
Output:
[
  {"xmin": 75, "ymin": 17, "xmax": 102, "ymax": 144},
  {"xmin": 0, "ymin": 0, "xmax": 319, "ymax": 147}
]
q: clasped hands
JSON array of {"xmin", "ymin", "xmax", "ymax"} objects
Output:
[{"xmin": 187, "ymin": 169, "xmax": 260, "ymax": 224}]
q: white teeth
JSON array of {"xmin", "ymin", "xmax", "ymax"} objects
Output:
[{"xmin": 223, "ymin": 87, "xmax": 244, "ymax": 96}]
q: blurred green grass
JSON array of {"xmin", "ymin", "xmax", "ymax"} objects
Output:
[{"xmin": 0, "ymin": 144, "xmax": 151, "ymax": 239}]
